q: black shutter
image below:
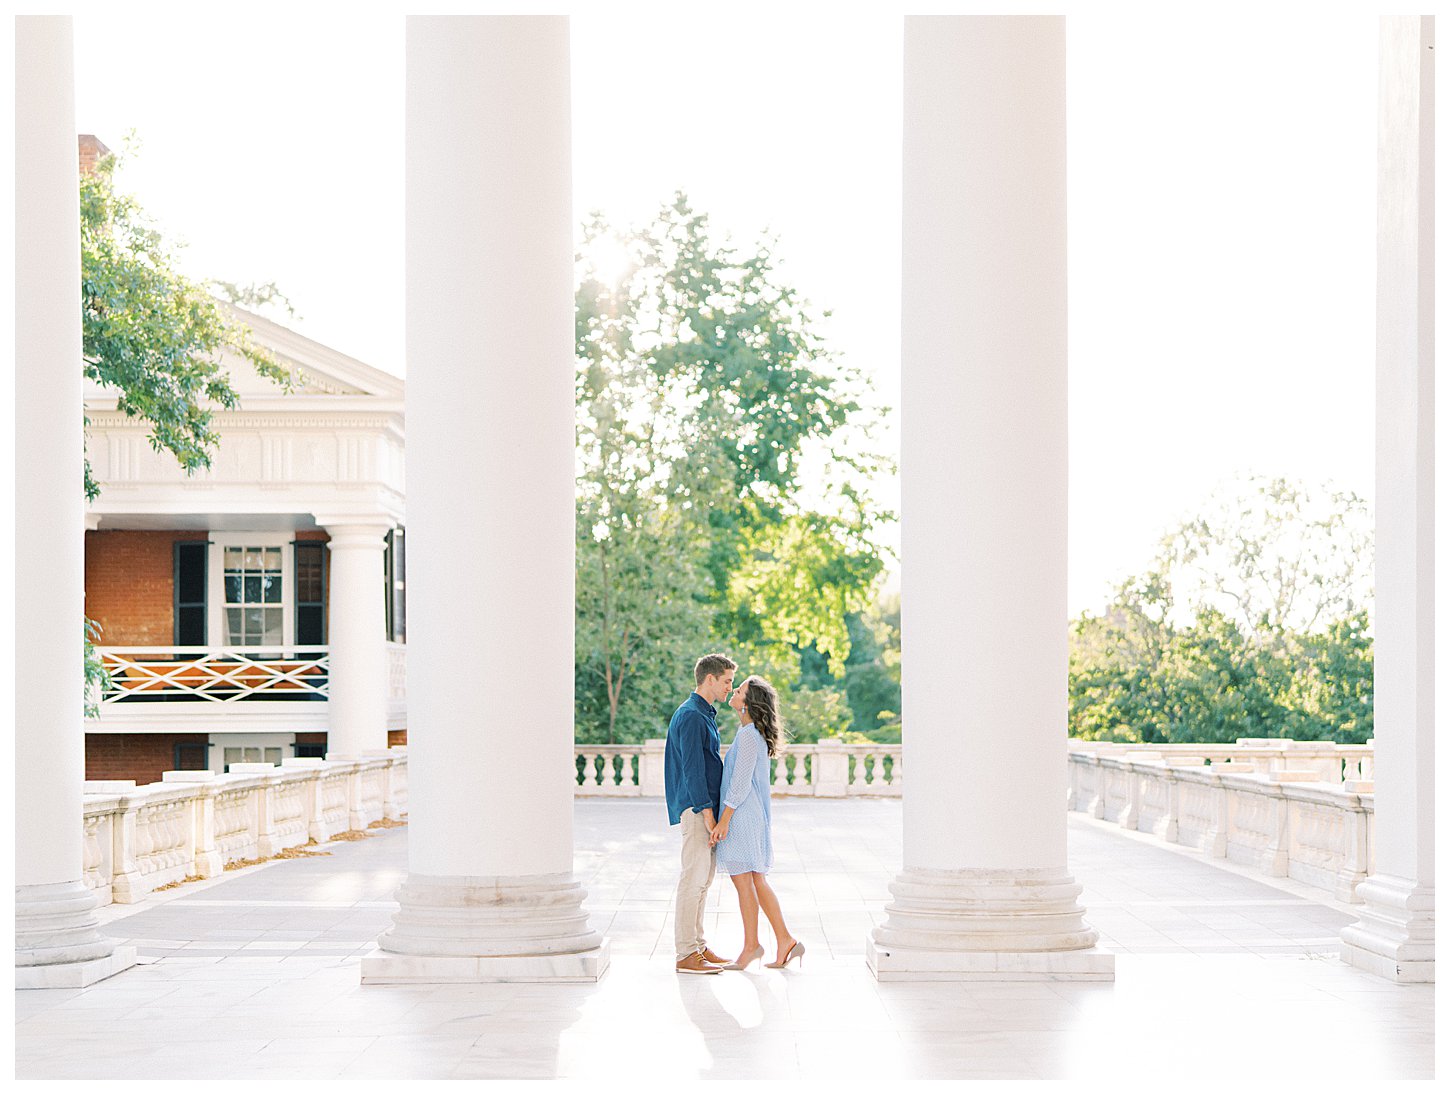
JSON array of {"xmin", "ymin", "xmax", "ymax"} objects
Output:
[
  {"xmin": 294, "ymin": 541, "xmax": 326, "ymax": 646},
  {"xmin": 174, "ymin": 542, "xmax": 208, "ymax": 646}
]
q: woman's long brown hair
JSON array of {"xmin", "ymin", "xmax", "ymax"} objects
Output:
[{"xmin": 742, "ymin": 675, "xmax": 787, "ymax": 758}]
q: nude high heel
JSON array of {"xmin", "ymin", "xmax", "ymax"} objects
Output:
[
  {"xmin": 766, "ymin": 941, "xmax": 804, "ymax": 969},
  {"xmin": 724, "ymin": 945, "xmax": 764, "ymax": 971}
]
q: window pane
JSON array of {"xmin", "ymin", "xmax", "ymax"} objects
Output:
[
  {"xmin": 262, "ymin": 609, "xmax": 283, "ymax": 646},
  {"xmin": 225, "ymin": 546, "xmax": 243, "ymax": 567},
  {"xmin": 264, "ymin": 748, "xmax": 282, "ymax": 765},
  {"xmin": 243, "ymin": 575, "xmax": 261, "ymax": 603},
  {"xmin": 225, "ymin": 575, "xmax": 243, "ymax": 604},
  {"xmin": 297, "ymin": 569, "xmax": 319, "ymax": 603},
  {"xmin": 226, "ymin": 608, "xmax": 244, "ymax": 645},
  {"xmin": 262, "ymin": 574, "xmax": 281, "ymax": 603},
  {"xmin": 265, "ymin": 548, "xmax": 282, "ymax": 569},
  {"xmin": 224, "ymin": 747, "xmax": 243, "ymax": 768},
  {"xmin": 245, "ymin": 549, "xmax": 265, "ymax": 569}
]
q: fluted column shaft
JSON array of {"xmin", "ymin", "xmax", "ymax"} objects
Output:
[
  {"xmin": 364, "ymin": 15, "xmax": 605, "ymax": 983},
  {"xmin": 868, "ymin": 15, "xmax": 1110, "ymax": 981},
  {"xmin": 1341, "ymin": 14, "xmax": 1435, "ymax": 984},
  {"xmin": 14, "ymin": 15, "xmax": 134, "ymax": 988}
]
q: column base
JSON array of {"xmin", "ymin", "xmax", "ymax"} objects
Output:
[
  {"xmin": 16, "ymin": 946, "xmax": 138, "ymax": 989},
  {"xmin": 1340, "ymin": 875, "xmax": 1434, "ymax": 983},
  {"xmin": 869, "ymin": 865, "xmax": 1113, "ymax": 982},
  {"xmin": 362, "ymin": 941, "xmax": 610, "ymax": 984},
  {"xmin": 369, "ymin": 872, "xmax": 607, "ymax": 983},
  {"xmin": 867, "ymin": 941, "xmax": 1114, "ymax": 981},
  {"xmin": 15, "ymin": 879, "xmax": 138, "ymax": 989}
]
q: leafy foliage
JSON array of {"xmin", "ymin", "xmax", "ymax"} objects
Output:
[
  {"xmin": 1069, "ymin": 477, "xmax": 1374, "ymax": 745},
  {"xmin": 574, "ymin": 195, "xmax": 894, "ymax": 741},
  {"xmin": 80, "ymin": 141, "xmax": 290, "ymax": 501}
]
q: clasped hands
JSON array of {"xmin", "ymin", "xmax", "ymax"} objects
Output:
[{"xmin": 704, "ymin": 810, "xmax": 730, "ymax": 847}]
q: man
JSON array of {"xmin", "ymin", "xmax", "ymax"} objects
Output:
[{"xmin": 665, "ymin": 652, "xmax": 737, "ymax": 974}]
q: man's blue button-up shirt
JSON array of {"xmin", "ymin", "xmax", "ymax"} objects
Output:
[{"xmin": 665, "ymin": 691, "xmax": 723, "ymax": 826}]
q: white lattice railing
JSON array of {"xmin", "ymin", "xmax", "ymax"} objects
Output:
[
  {"xmin": 1068, "ymin": 740, "xmax": 1375, "ymax": 904},
  {"xmin": 573, "ymin": 739, "xmax": 902, "ymax": 798},
  {"xmin": 96, "ymin": 646, "xmax": 330, "ymax": 705}
]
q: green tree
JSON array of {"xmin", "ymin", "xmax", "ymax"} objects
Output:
[
  {"xmin": 1156, "ymin": 474, "xmax": 1372, "ymax": 634},
  {"xmin": 79, "ymin": 141, "xmax": 291, "ymax": 714},
  {"xmin": 1068, "ymin": 475, "xmax": 1374, "ymax": 745},
  {"xmin": 575, "ymin": 502, "xmax": 713, "ymax": 743},
  {"xmin": 81, "ymin": 142, "xmax": 290, "ymax": 502},
  {"xmin": 574, "ymin": 195, "xmax": 893, "ymax": 740}
]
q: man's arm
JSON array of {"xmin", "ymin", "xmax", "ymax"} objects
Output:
[{"xmin": 679, "ymin": 711, "xmax": 716, "ymax": 826}]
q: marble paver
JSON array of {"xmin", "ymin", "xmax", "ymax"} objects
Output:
[{"xmin": 14, "ymin": 800, "xmax": 1435, "ymax": 1080}]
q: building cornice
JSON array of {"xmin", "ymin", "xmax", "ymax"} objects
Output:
[{"xmin": 85, "ymin": 410, "xmax": 404, "ymax": 434}]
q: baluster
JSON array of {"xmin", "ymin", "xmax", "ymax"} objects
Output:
[{"xmin": 772, "ymin": 753, "xmax": 788, "ymax": 790}]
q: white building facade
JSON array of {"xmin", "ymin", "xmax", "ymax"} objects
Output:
[{"xmin": 82, "ymin": 304, "xmax": 407, "ymax": 783}]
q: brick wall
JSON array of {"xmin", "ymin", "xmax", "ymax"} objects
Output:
[
  {"xmin": 85, "ymin": 530, "xmax": 209, "ymax": 646},
  {"xmin": 84, "ymin": 530, "xmax": 331, "ymax": 646},
  {"xmin": 78, "ymin": 133, "xmax": 109, "ymax": 176},
  {"xmin": 86, "ymin": 733, "xmax": 209, "ymax": 784}
]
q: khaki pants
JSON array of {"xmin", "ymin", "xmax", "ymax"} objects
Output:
[{"xmin": 674, "ymin": 809, "xmax": 717, "ymax": 960}]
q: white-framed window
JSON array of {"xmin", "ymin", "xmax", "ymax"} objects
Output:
[
  {"xmin": 211, "ymin": 733, "xmax": 299, "ymax": 772},
  {"xmin": 223, "ymin": 744, "xmax": 285, "ymax": 769},
  {"xmin": 208, "ymin": 534, "xmax": 295, "ymax": 650}
]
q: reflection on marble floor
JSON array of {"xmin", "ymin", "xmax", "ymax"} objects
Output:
[{"xmin": 14, "ymin": 800, "xmax": 1435, "ymax": 1080}]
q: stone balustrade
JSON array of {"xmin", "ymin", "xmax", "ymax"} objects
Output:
[
  {"xmin": 574, "ymin": 739, "xmax": 902, "ymax": 798},
  {"xmin": 81, "ymin": 737, "xmax": 1370, "ymax": 910},
  {"xmin": 83, "ymin": 738, "xmax": 904, "ymax": 906},
  {"xmin": 1068, "ymin": 740, "xmax": 1375, "ymax": 904},
  {"xmin": 81, "ymin": 750, "xmax": 408, "ymax": 907}
]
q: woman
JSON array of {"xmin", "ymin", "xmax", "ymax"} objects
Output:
[{"xmin": 709, "ymin": 675, "xmax": 804, "ymax": 970}]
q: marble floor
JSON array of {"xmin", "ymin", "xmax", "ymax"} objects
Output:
[{"xmin": 13, "ymin": 800, "xmax": 1437, "ymax": 1080}]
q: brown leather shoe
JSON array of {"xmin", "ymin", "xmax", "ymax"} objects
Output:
[
  {"xmin": 700, "ymin": 947, "xmax": 728, "ymax": 966},
  {"xmin": 675, "ymin": 952, "xmax": 722, "ymax": 975}
]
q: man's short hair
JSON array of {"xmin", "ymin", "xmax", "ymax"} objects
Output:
[{"xmin": 694, "ymin": 653, "xmax": 738, "ymax": 686}]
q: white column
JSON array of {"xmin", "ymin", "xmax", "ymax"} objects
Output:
[
  {"xmin": 1341, "ymin": 15, "xmax": 1435, "ymax": 984},
  {"xmin": 14, "ymin": 15, "xmax": 136, "ymax": 988},
  {"xmin": 315, "ymin": 516, "xmax": 392, "ymax": 769},
  {"xmin": 868, "ymin": 15, "xmax": 1111, "ymax": 981},
  {"xmin": 362, "ymin": 15, "xmax": 606, "ymax": 984}
]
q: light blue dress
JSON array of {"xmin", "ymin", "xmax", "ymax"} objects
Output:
[{"xmin": 715, "ymin": 722, "xmax": 773, "ymax": 875}]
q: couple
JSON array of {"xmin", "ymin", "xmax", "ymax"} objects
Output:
[{"xmin": 665, "ymin": 653, "xmax": 804, "ymax": 974}]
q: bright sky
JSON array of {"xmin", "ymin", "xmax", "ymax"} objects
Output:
[{"xmin": 68, "ymin": 5, "xmax": 1381, "ymax": 617}]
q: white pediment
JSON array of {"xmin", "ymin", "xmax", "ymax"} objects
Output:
[{"xmin": 83, "ymin": 300, "xmax": 404, "ymax": 405}]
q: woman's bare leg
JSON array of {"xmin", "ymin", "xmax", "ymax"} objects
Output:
[
  {"xmin": 728, "ymin": 872, "xmax": 761, "ymax": 963},
  {"xmin": 752, "ymin": 873, "xmax": 796, "ymax": 962}
]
